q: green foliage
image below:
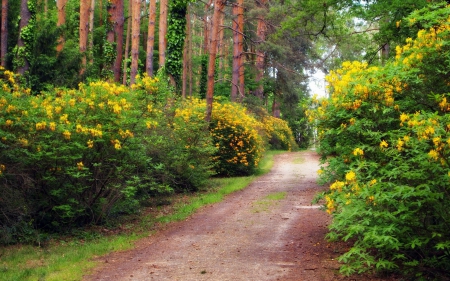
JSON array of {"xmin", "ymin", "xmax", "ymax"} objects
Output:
[
  {"xmin": 0, "ymin": 70, "xmax": 216, "ymax": 244},
  {"xmin": 310, "ymin": 4, "xmax": 450, "ymax": 278},
  {"xmin": 166, "ymin": 0, "xmax": 189, "ymax": 89}
]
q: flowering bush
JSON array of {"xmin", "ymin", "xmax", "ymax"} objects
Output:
[
  {"xmin": 0, "ymin": 72, "xmax": 162, "ymax": 241},
  {"xmin": 311, "ymin": 4, "xmax": 450, "ymax": 278},
  {"xmin": 175, "ymin": 98, "xmax": 266, "ymax": 176},
  {"xmin": 0, "ymin": 71, "xmax": 216, "ymax": 243},
  {"xmin": 261, "ymin": 115, "xmax": 297, "ymax": 151}
]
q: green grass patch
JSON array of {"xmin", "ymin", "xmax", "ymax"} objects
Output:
[
  {"xmin": 0, "ymin": 234, "xmax": 140, "ymax": 281},
  {"xmin": 0, "ymin": 149, "xmax": 285, "ymax": 281},
  {"xmin": 252, "ymin": 191, "xmax": 287, "ymax": 213}
]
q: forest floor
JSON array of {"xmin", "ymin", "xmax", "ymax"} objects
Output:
[{"xmin": 83, "ymin": 151, "xmax": 399, "ymax": 281}]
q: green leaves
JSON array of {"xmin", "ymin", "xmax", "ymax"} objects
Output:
[{"xmin": 311, "ymin": 4, "xmax": 450, "ymax": 278}]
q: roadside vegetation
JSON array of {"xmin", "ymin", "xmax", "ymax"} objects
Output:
[
  {"xmin": 311, "ymin": 4, "xmax": 450, "ymax": 280},
  {"xmin": 0, "ymin": 149, "xmax": 284, "ymax": 281}
]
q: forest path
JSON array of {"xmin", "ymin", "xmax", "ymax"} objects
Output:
[{"xmin": 83, "ymin": 151, "xmax": 385, "ymax": 281}]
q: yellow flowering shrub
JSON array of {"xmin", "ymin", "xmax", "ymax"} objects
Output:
[
  {"xmin": 311, "ymin": 4, "xmax": 450, "ymax": 278},
  {"xmin": 261, "ymin": 115, "xmax": 297, "ymax": 151},
  {"xmin": 175, "ymin": 98, "xmax": 265, "ymax": 176},
  {"xmin": 0, "ymin": 74, "xmax": 165, "ymax": 242}
]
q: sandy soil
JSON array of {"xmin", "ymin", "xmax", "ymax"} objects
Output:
[{"xmin": 83, "ymin": 151, "xmax": 396, "ymax": 281}]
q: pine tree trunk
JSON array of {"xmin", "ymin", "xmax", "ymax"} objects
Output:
[
  {"xmin": 253, "ymin": 0, "xmax": 267, "ymax": 100},
  {"xmin": 122, "ymin": 0, "xmax": 131, "ymax": 84},
  {"xmin": 218, "ymin": 10, "xmax": 224, "ymax": 80},
  {"xmin": 146, "ymin": 0, "xmax": 156, "ymax": 76},
  {"xmin": 89, "ymin": 0, "xmax": 95, "ymax": 64},
  {"xmin": 1, "ymin": 0, "xmax": 8, "ymax": 67},
  {"xmin": 158, "ymin": 0, "xmax": 167, "ymax": 68},
  {"xmin": 17, "ymin": 0, "xmax": 31, "ymax": 75},
  {"xmin": 113, "ymin": 0, "xmax": 124, "ymax": 82},
  {"xmin": 56, "ymin": 0, "xmax": 67, "ymax": 54},
  {"xmin": 205, "ymin": 0, "xmax": 226, "ymax": 122},
  {"xmin": 231, "ymin": 0, "xmax": 244, "ymax": 102},
  {"xmin": 272, "ymin": 98, "xmax": 280, "ymax": 118},
  {"xmin": 129, "ymin": 0, "xmax": 140, "ymax": 85},
  {"xmin": 79, "ymin": 0, "xmax": 90, "ymax": 75}
]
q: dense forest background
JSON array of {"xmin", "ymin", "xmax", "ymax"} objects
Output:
[{"xmin": 2, "ymin": 0, "xmax": 437, "ymax": 142}]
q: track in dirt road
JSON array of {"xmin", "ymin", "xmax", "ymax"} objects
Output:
[{"xmin": 83, "ymin": 151, "xmax": 387, "ymax": 281}]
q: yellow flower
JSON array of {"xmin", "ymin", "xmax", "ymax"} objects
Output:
[
  {"xmin": 49, "ymin": 122, "xmax": 56, "ymax": 131},
  {"xmin": 113, "ymin": 139, "xmax": 122, "ymax": 150},
  {"xmin": 428, "ymin": 149, "xmax": 439, "ymax": 161},
  {"xmin": 397, "ymin": 139, "xmax": 404, "ymax": 151},
  {"xmin": 87, "ymin": 139, "xmax": 94, "ymax": 148},
  {"xmin": 63, "ymin": 130, "xmax": 71, "ymax": 140},
  {"xmin": 36, "ymin": 122, "xmax": 47, "ymax": 131},
  {"xmin": 345, "ymin": 171, "xmax": 356, "ymax": 182},
  {"xmin": 353, "ymin": 148, "xmax": 364, "ymax": 156},
  {"xmin": 19, "ymin": 138, "xmax": 28, "ymax": 146},
  {"xmin": 400, "ymin": 113, "xmax": 409, "ymax": 123},
  {"xmin": 369, "ymin": 179, "xmax": 377, "ymax": 186},
  {"xmin": 5, "ymin": 119, "xmax": 13, "ymax": 126},
  {"xmin": 77, "ymin": 161, "xmax": 84, "ymax": 170},
  {"xmin": 330, "ymin": 181, "xmax": 345, "ymax": 191},
  {"xmin": 380, "ymin": 140, "xmax": 388, "ymax": 148}
]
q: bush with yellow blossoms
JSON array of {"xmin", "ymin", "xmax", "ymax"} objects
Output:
[
  {"xmin": 311, "ymin": 4, "xmax": 450, "ymax": 278},
  {"xmin": 174, "ymin": 98, "xmax": 266, "ymax": 176},
  {"xmin": 0, "ymin": 70, "xmax": 192, "ymax": 243}
]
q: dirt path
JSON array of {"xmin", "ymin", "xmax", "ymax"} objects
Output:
[{"xmin": 83, "ymin": 151, "xmax": 386, "ymax": 281}]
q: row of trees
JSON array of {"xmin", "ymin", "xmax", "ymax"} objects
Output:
[{"xmin": 4, "ymin": 0, "xmax": 421, "ymax": 146}]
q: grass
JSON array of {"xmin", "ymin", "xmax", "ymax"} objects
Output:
[
  {"xmin": 0, "ymin": 150, "xmax": 285, "ymax": 281},
  {"xmin": 252, "ymin": 191, "xmax": 287, "ymax": 213}
]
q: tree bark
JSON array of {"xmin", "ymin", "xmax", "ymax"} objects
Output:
[
  {"xmin": 253, "ymin": 0, "xmax": 267, "ymax": 99},
  {"xmin": 56, "ymin": 0, "xmax": 67, "ymax": 54},
  {"xmin": 17, "ymin": 0, "xmax": 31, "ymax": 75},
  {"xmin": 122, "ymin": 0, "xmax": 131, "ymax": 84},
  {"xmin": 159, "ymin": 0, "xmax": 168, "ymax": 68},
  {"xmin": 112, "ymin": 0, "xmax": 124, "ymax": 82},
  {"xmin": 231, "ymin": 0, "xmax": 244, "ymax": 102},
  {"xmin": 146, "ymin": 0, "xmax": 156, "ymax": 76},
  {"xmin": 1, "ymin": 0, "xmax": 8, "ymax": 67},
  {"xmin": 129, "ymin": 0, "xmax": 140, "ymax": 85},
  {"xmin": 89, "ymin": 0, "xmax": 95, "ymax": 64},
  {"xmin": 272, "ymin": 98, "xmax": 280, "ymax": 118},
  {"xmin": 217, "ymin": 9, "xmax": 224, "ymax": 80},
  {"xmin": 79, "ymin": 0, "xmax": 90, "ymax": 75},
  {"xmin": 205, "ymin": 0, "xmax": 226, "ymax": 122}
]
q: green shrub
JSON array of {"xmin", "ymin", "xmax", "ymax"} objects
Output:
[{"xmin": 310, "ymin": 4, "xmax": 450, "ymax": 279}]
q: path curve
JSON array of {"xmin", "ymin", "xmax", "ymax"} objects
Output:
[{"xmin": 83, "ymin": 151, "xmax": 350, "ymax": 281}]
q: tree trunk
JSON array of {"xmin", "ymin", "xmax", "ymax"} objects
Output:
[
  {"xmin": 205, "ymin": 0, "xmax": 226, "ymax": 122},
  {"xmin": 113, "ymin": 0, "xmax": 124, "ymax": 82},
  {"xmin": 217, "ymin": 9, "xmax": 225, "ymax": 80},
  {"xmin": 129, "ymin": 0, "xmax": 140, "ymax": 85},
  {"xmin": 237, "ymin": 0, "xmax": 244, "ymax": 99},
  {"xmin": 89, "ymin": 0, "xmax": 95, "ymax": 64},
  {"xmin": 146, "ymin": 0, "xmax": 156, "ymax": 76},
  {"xmin": 17, "ymin": 0, "xmax": 31, "ymax": 75},
  {"xmin": 1, "ymin": 0, "xmax": 8, "ymax": 67},
  {"xmin": 107, "ymin": 0, "xmax": 124, "ymax": 81},
  {"xmin": 272, "ymin": 98, "xmax": 280, "ymax": 118},
  {"xmin": 79, "ymin": 0, "xmax": 90, "ymax": 75},
  {"xmin": 122, "ymin": 0, "xmax": 131, "ymax": 84},
  {"xmin": 231, "ymin": 0, "xmax": 244, "ymax": 102},
  {"xmin": 253, "ymin": 0, "xmax": 267, "ymax": 99},
  {"xmin": 159, "ymin": 0, "xmax": 168, "ymax": 68},
  {"xmin": 56, "ymin": 0, "xmax": 67, "ymax": 54},
  {"xmin": 182, "ymin": 9, "xmax": 190, "ymax": 98}
]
